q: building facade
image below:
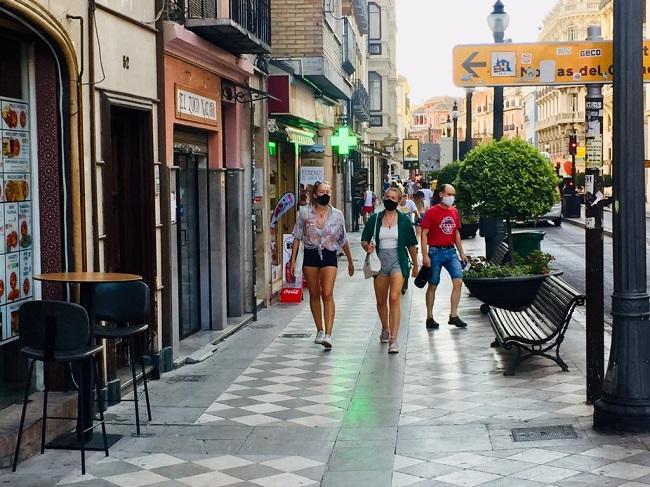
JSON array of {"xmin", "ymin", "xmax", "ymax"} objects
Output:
[
  {"xmin": 367, "ymin": 0, "xmax": 399, "ymax": 192},
  {"xmin": 535, "ymin": 0, "xmax": 602, "ymax": 173}
]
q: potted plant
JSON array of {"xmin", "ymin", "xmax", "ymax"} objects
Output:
[
  {"xmin": 456, "ymin": 139, "xmax": 560, "ymax": 311},
  {"xmin": 464, "ymin": 251, "xmax": 559, "ymax": 312}
]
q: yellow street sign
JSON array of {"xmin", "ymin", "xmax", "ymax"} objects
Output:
[{"xmin": 453, "ymin": 40, "xmax": 650, "ymax": 87}]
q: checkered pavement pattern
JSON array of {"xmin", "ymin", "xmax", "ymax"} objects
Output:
[
  {"xmin": 392, "ymin": 445, "xmax": 650, "ymax": 486},
  {"xmin": 57, "ymin": 452, "xmax": 325, "ymax": 486},
  {"xmin": 195, "ymin": 294, "xmax": 379, "ymax": 428},
  {"xmin": 398, "ymin": 301, "xmax": 592, "ymax": 428}
]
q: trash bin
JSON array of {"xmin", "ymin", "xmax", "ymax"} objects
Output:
[
  {"xmin": 511, "ymin": 230, "xmax": 546, "ymax": 258},
  {"xmin": 562, "ymin": 195, "xmax": 582, "ymax": 218}
]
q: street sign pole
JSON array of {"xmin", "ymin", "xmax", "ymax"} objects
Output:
[
  {"xmin": 584, "ymin": 26, "xmax": 605, "ymax": 405},
  {"xmin": 594, "ymin": 0, "xmax": 650, "ymax": 432}
]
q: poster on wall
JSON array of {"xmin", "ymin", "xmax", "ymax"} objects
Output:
[
  {"xmin": 299, "ymin": 166, "xmax": 325, "ymax": 187},
  {"xmin": 0, "ymin": 96, "xmax": 34, "ymax": 345}
]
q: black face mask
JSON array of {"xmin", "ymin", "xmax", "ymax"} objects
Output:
[
  {"xmin": 383, "ymin": 199, "xmax": 398, "ymax": 211},
  {"xmin": 316, "ymin": 194, "xmax": 331, "ymax": 206}
]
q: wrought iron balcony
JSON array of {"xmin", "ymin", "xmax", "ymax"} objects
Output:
[
  {"xmin": 351, "ymin": 0, "xmax": 368, "ymax": 34},
  {"xmin": 168, "ymin": 0, "xmax": 271, "ymax": 55},
  {"xmin": 342, "ymin": 19, "xmax": 358, "ymax": 75},
  {"xmin": 352, "ymin": 80, "xmax": 370, "ymax": 122}
]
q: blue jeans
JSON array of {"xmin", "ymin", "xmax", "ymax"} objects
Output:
[{"xmin": 428, "ymin": 247, "xmax": 463, "ymax": 286}]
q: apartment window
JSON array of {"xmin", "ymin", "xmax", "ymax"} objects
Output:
[
  {"xmin": 370, "ymin": 115, "xmax": 383, "ymax": 127},
  {"xmin": 369, "ymin": 3, "xmax": 381, "ymax": 40},
  {"xmin": 368, "ymin": 2, "xmax": 381, "ymax": 54},
  {"xmin": 369, "ymin": 72, "xmax": 382, "ymax": 112},
  {"xmin": 570, "ymin": 93, "xmax": 578, "ymax": 112},
  {"xmin": 567, "ymin": 26, "xmax": 579, "ymax": 40},
  {"xmin": 324, "ymin": 0, "xmax": 343, "ymax": 39}
]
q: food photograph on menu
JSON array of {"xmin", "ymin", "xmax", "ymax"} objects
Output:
[{"xmin": 0, "ymin": 97, "xmax": 33, "ymax": 344}]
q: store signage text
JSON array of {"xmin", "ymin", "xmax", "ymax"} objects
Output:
[
  {"xmin": 454, "ymin": 40, "xmax": 650, "ymax": 87},
  {"xmin": 175, "ymin": 86, "xmax": 218, "ymax": 126}
]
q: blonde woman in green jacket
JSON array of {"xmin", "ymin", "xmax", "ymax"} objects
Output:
[{"xmin": 361, "ymin": 187, "xmax": 419, "ymax": 353}]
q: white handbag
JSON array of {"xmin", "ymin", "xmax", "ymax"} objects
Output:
[{"xmin": 363, "ymin": 214, "xmax": 382, "ymax": 279}]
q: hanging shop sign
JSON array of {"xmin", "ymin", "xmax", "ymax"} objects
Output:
[
  {"xmin": 454, "ymin": 40, "xmax": 650, "ymax": 87},
  {"xmin": 175, "ymin": 85, "xmax": 219, "ymax": 126},
  {"xmin": 403, "ymin": 139, "xmax": 420, "ymax": 170},
  {"xmin": 271, "ymin": 192, "xmax": 296, "ymax": 228}
]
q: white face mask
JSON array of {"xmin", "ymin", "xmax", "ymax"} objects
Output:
[{"xmin": 442, "ymin": 196, "xmax": 455, "ymax": 207}]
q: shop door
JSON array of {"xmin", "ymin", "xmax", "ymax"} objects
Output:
[
  {"xmin": 104, "ymin": 105, "xmax": 154, "ymax": 378},
  {"xmin": 175, "ymin": 152, "xmax": 203, "ymax": 338}
]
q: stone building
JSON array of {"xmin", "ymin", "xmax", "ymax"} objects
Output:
[{"xmin": 535, "ymin": 0, "xmax": 602, "ymax": 173}]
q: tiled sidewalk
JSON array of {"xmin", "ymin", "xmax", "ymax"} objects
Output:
[{"xmin": 4, "ymin": 234, "xmax": 650, "ymax": 487}]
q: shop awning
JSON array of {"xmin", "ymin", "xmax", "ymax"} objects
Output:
[{"xmin": 286, "ymin": 126, "xmax": 315, "ymax": 146}]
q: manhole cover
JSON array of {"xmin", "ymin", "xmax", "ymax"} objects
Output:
[
  {"xmin": 250, "ymin": 324, "xmax": 275, "ymax": 329},
  {"xmin": 511, "ymin": 425, "xmax": 578, "ymax": 442},
  {"xmin": 279, "ymin": 333, "xmax": 312, "ymax": 338},
  {"xmin": 166, "ymin": 375, "xmax": 208, "ymax": 382}
]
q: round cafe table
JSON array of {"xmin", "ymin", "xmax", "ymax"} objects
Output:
[{"xmin": 33, "ymin": 272, "xmax": 142, "ymax": 449}]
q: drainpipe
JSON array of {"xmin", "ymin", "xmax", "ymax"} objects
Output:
[{"xmin": 88, "ymin": 0, "xmax": 100, "ymax": 272}]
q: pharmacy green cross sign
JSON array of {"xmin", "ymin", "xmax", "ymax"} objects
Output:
[{"xmin": 331, "ymin": 126, "xmax": 358, "ymax": 156}]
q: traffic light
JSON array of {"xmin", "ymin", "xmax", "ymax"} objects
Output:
[{"xmin": 568, "ymin": 133, "xmax": 578, "ymax": 155}]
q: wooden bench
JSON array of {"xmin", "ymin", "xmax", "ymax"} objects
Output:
[
  {"xmin": 488, "ymin": 241, "xmax": 510, "ymax": 266},
  {"xmin": 488, "ymin": 275, "xmax": 585, "ymax": 375}
]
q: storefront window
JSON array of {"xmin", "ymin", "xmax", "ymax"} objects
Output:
[{"xmin": 0, "ymin": 38, "xmax": 35, "ymax": 345}]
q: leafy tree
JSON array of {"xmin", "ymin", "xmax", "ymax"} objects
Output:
[
  {"xmin": 456, "ymin": 139, "xmax": 559, "ymax": 261},
  {"xmin": 437, "ymin": 161, "xmax": 461, "ymax": 187}
]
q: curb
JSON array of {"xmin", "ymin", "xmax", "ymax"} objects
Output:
[{"xmin": 562, "ymin": 217, "xmax": 613, "ymax": 237}]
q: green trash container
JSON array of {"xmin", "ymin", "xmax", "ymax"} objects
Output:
[{"xmin": 511, "ymin": 231, "xmax": 545, "ymax": 258}]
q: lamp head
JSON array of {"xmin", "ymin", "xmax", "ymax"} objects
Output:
[
  {"xmin": 487, "ymin": 0, "xmax": 509, "ymax": 39},
  {"xmin": 445, "ymin": 114, "xmax": 452, "ymax": 130},
  {"xmin": 451, "ymin": 101, "xmax": 460, "ymax": 120}
]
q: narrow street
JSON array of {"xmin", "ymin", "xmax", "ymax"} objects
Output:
[{"xmin": 6, "ymin": 234, "xmax": 650, "ymax": 487}]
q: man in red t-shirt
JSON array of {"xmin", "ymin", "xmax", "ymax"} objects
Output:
[{"xmin": 420, "ymin": 184, "xmax": 468, "ymax": 329}]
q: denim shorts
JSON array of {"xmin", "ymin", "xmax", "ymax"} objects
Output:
[
  {"xmin": 428, "ymin": 247, "xmax": 463, "ymax": 285},
  {"xmin": 377, "ymin": 248, "xmax": 401, "ymax": 277}
]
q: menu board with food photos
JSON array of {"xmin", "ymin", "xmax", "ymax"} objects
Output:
[{"xmin": 0, "ymin": 98, "xmax": 32, "ymax": 343}]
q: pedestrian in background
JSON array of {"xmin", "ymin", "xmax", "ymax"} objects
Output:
[
  {"xmin": 420, "ymin": 181, "xmax": 434, "ymax": 208},
  {"xmin": 290, "ymin": 181, "xmax": 355, "ymax": 350},
  {"xmin": 361, "ymin": 187, "xmax": 419, "ymax": 354},
  {"xmin": 420, "ymin": 184, "xmax": 468, "ymax": 330},
  {"xmin": 413, "ymin": 190, "xmax": 426, "ymax": 241},
  {"xmin": 361, "ymin": 185, "xmax": 376, "ymax": 224}
]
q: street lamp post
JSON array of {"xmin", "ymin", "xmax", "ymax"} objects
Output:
[
  {"xmin": 465, "ymin": 88, "xmax": 474, "ymax": 154},
  {"xmin": 593, "ymin": 0, "xmax": 650, "ymax": 432},
  {"xmin": 481, "ymin": 0, "xmax": 509, "ymax": 260},
  {"xmin": 445, "ymin": 115, "xmax": 452, "ymax": 138},
  {"xmin": 488, "ymin": 0, "xmax": 508, "ymax": 141},
  {"xmin": 452, "ymin": 101, "xmax": 460, "ymax": 161}
]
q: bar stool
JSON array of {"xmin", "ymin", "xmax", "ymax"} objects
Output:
[
  {"xmin": 13, "ymin": 300, "xmax": 108, "ymax": 474},
  {"xmin": 93, "ymin": 281, "xmax": 151, "ymax": 434}
]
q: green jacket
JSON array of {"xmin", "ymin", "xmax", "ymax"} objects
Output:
[{"xmin": 361, "ymin": 211, "xmax": 418, "ymax": 279}]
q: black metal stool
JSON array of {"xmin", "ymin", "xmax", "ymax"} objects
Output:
[
  {"xmin": 13, "ymin": 300, "xmax": 108, "ymax": 474},
  {"xmin": 93, "ymin": 281, "xmax": 151, "ymax": 435}
]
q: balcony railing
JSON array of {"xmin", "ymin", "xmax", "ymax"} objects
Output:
[
  {"xmin": 169, "ymin": 0, "xmax": 271, "ymax": 55},
  {"xmin": 352, "ymin": 80, "xmax": 370, "ymax": 122},
  {"xmin": 342, "ymin": 18, "xmax": 357, "ymax": 75}
]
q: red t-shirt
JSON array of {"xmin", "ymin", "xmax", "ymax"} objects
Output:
[{"xmin": 421, "ymin": 204, "xmax": 461, "ymax": 247}]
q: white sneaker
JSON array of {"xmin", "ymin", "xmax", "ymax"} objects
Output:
[
  {"xmin": 314, "ymin": 331, "xmax": 325, "ymax": 344},
  {"xmin": 322, "ymin": 334, "xmax": 332, "ymax": 349}
]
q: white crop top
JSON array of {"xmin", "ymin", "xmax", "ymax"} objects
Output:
[{"xmin": 379, "ymin": 225, "xmax": 399, "ymax": 249}]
